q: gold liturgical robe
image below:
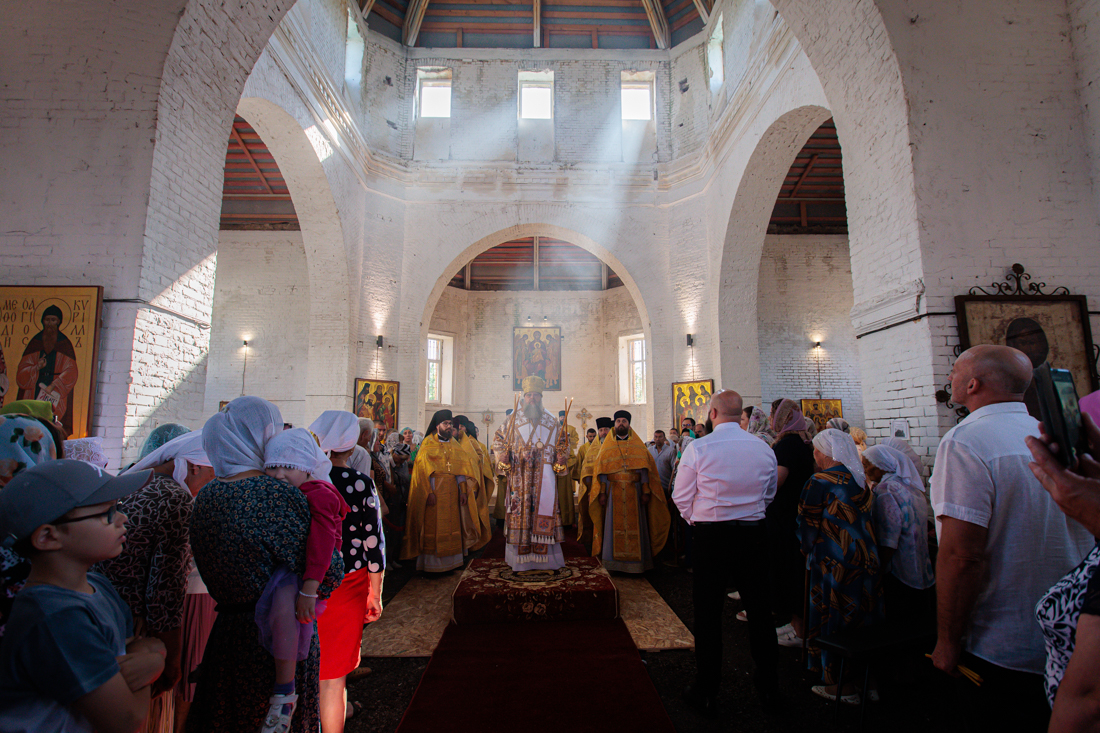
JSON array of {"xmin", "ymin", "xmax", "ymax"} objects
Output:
[
  {"xmin": 401, "ymin": 433, "xmax": 480, "ymax": 571},
  {"xmin": 576, "ymin": 435, "xmax": 604, "ymax": 545},
  {"xmin": 591, "ymin": 428, "xmax": 670, "ymax": 573},
  {"xmin": 459, "ymin": 435, "xmax": 494, "ymax": 550}
]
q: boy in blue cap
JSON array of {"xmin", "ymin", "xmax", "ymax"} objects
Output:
[{"xmin": 0, "ymin": 459, "xmax": 166, "ymax": 733}]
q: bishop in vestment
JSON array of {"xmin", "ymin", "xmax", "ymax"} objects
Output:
[
  {"xmin": 591, "ymin": 410, "xmax": 671, "ymax": 573},
  {"xmin": 401, "ymin": 409, "xmax": 481, "ymax": 572},
  {"xmin": 492, "ymin": 376, "xmax": 570, "ymax": 571}
]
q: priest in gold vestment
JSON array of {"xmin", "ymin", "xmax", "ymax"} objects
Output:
[
  {"xmin": 454, "ymin": 415, "xmax": 493, "ymax": 550},
  {"xmin": 401, "ymin": 409, "xmax": 481, "ymax": 572},
  {"xmin": 493, "ymin": 376, "xmax": 570, "ymax": 571},
  {"xmin": 577, "ymin": 418, "xmax": 612, "ymax": 545},
  {"xmin": 591, "ymin": 410, "xmax": 670, "ymax": 573}
]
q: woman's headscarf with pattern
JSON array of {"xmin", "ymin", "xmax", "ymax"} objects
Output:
[
  {"xmin": 63, "ymin": 437, "xmax": 109, "ymax": 469},
  {"xmin": 202, "ymin": 396, "xmax": 283, "ymax": 477},
  {"xmin": 772, "ymin": 399, "xmax": 811, "ymax": 444},
  {"xmin": 140, "ymin": 423, "xmax": 192, "ymax": 459},
  {"xmin": 745, "ymin": 407, "xmax": 776, "ymax": 446},
  {"xmin": 812, "ymin": 428, "xmax": 866, "ymax": 488},
  {"xmin": 0, "ymin": 415, "xmax": 58, "ymax": 487},
  {"xmin": 826, "ymin": 417, "xmax": 850, "ymax": 433}
]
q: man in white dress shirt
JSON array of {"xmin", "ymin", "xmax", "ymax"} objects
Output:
[
  {"xmin": 673, "ymin": 389, "xmax": 779, "ymax": 713},
  {"xmin": 930, "ymin": 344, "xmax": 1092, "ymax": 731}
]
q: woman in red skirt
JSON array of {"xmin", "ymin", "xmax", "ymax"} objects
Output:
[{"xmin": 309, "ymin": 410, "xmax": 387, "ymax": 732}]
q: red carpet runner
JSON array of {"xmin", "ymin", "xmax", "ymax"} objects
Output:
[{"xmin": 396, "ymin": 618, "xmax": 676, "ymax": 732}]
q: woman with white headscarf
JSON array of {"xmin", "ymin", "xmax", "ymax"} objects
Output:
[
  {"xmin": 309, "ymin": 410, "xmax": 386, "ymax": 732},
  {"xmin": 187, "ymin": 397, "xmax": 344, "ymax": 733},
  {"xmin": 862, "ymin": 445, "xmax": 935, "ymax": 625},
  {"xmin": 798, "ymin": 428, "xmax": 884, "ymax": 703},
  {"xmin": 100, "ymin": 430, "xmax": 215, "ymax": 732}
]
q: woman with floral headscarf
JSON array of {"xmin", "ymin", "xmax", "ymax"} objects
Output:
[
  {"xmin": 798, "ymin": 428, "xmax": 883, "ymax": 702},
  {"xmin": 741, "ymin": 406, "xmax": 776, "ymax": 446},
  {"xmin": 0, "ymin": 414, "xmax": 61, "ymax": 637}
]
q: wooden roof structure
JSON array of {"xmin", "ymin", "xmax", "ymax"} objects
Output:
[
  {"xmin": 360, "ymin": 0, "xmax": 709, "ymax": 50},
  {"xmin": 220, "ymin": 116, "xmax": 299, "ymax": 230},
  {"xmin": 768, "ymin": 119, "xmax": 848, "ymax": 234},
  {"xmin": 448, "ymin": 236, "xmax": 624, "ymax": 290}
]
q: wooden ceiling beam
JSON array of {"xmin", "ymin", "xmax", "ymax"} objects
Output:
[
  {"xmin": 788, "ymin": 153, "xmax": 818, "ymax": 198},
  {"xmin": 404, "ymin": 0, "xmax": 431, "ymax": 45},
  {"xmin": 533, "ymin": 0, "xmax": 541, "ymax": 46},
  {"xmin": 639, "ymin": 0, "xmax": 670, "ymax": 49},
  {"xmin": 690, "ymin": 0, "xmax": 709, "ymax": 24},
  {"xmin": 361, "ymin": 0, "xmax": 378, "ymax": 18},
  {"xmin": 230, "ymin": 127, "xmax": 274, "ymax": 195}
]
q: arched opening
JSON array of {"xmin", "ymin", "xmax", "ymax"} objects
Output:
[
  {"xmin": 414, "ymin": 225, "xmax": 655, "ymax": 439},
  {"xmin": 756, "ymin": 120, "xmax": 864, "ymax": 425},
  {"xmin": 716, "ymin": 104, "xmax": 833, "ymax": 399},
  {"xmin": 202, "ymin": 102, "xmax": 351, "ymax": 428}
]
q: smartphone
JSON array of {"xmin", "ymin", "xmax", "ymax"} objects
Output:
[{"xmin": 1033, "ymin": 363, "xmax": 1086, "ymax": 467}]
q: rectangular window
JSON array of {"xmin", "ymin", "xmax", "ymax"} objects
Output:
[
  {"xmin": 417, "ymin": 67, "xmax": 452, "ymax": 118},
  {"xmin": 426, "ymin": 336, "xmax": 443, "ymax": 402},
  {"xmin": 519, "ymin": 70, "xmax": 554, "ymax": 119},
  {"xmin": 621, "ymin": 71, "xmax": 654, "ymax": 121},
  {"xmin": 628, "ymin": 336, "xmax": 646, "ymax": 404}
]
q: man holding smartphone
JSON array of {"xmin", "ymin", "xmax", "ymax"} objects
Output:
[{"xmin": 929, "ymin": 345, "xmax": 1093, "ymax": 731}]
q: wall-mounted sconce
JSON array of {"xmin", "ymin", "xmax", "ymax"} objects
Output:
[
  {"xmin": 686, "ymin": 334, "xmax": 694, "ymax": 347},
  {"xmin": 813, "ymin": 341, "xmax": 821, "ymax": 348},
  {"xmin": 542, "ymin": 315, "xmax": 548, "ymax": 322},
  {"xmin": 376, "ymin": 335, "xmax": 384, "ymax": 349},
  {"xmin": 526, "ymin": 315, "xmax": 532, "ymax": 323}
]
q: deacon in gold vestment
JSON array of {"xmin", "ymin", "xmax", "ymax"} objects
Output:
[
  {"xmin": 591, "ymin": 410, "xmax": 670, "ymax": 573},
  {"xmin": 555, "ymin": 410, "xmax": 579, "ymax": 526},
  {"xmin": 577, "ymin": 418, "xmax": 612, "ymax": 546},
  {"xmin": 454, "ymin": 415, "xmax": 493, "ymax": 550},
  {"xmin": 493, "ymin": 376, "xmax": 570, "ymax": 571},
  {"xmin": 401, "ymin": 409, "xmax": 481, "ymax": 572}
]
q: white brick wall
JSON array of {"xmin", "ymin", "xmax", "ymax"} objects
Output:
[
  {"xmin": 204, "ymin": 232, "xmax": 311, "ymax": 427},
  {"xmin": 758, "ymin": 235, "xmax": 865, "ymax": 427}
]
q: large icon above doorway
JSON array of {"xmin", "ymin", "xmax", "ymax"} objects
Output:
[{"xmin": 513, "ymin": 327, "xmax": 561, "ymax": 392}]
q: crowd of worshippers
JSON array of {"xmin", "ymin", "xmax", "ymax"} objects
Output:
[
  {"xmin": 0, "ymin": 401, "xmax": 407, "ymax": 733},
  {"xmin": 2, "ymin": 342, "xmax": 1100, "ymax": 732}
]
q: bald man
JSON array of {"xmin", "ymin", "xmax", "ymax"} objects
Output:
[
  {"xmin": 673, "ymin": 389, "xmax": 779, "ymax": 712},
  {"xmin": 930, "ymin": 345, "xmax": 1092, "ymax": 731}
]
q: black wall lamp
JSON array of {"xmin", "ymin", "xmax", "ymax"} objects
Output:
[{"xmin": 686, "ymin": 334, "xmax": 694, "ymax": 347}]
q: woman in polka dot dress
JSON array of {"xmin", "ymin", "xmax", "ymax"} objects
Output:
[{"xmin": 311, "ymin": 411, "xmax": 386, "ymax": 733}]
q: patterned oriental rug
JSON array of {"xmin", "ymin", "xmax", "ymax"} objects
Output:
[
  {"xmin": 396, "ymin": 619, "xmax": 676, "ymax": 733},
  {"xmin": 451, "ymin": 557, "xmax": 619, "ymax": 624}
]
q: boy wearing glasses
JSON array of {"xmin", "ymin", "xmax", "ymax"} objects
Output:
[{"xmin": 0, "ymin": 459, "xmax": 167, "ymax": 733}]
